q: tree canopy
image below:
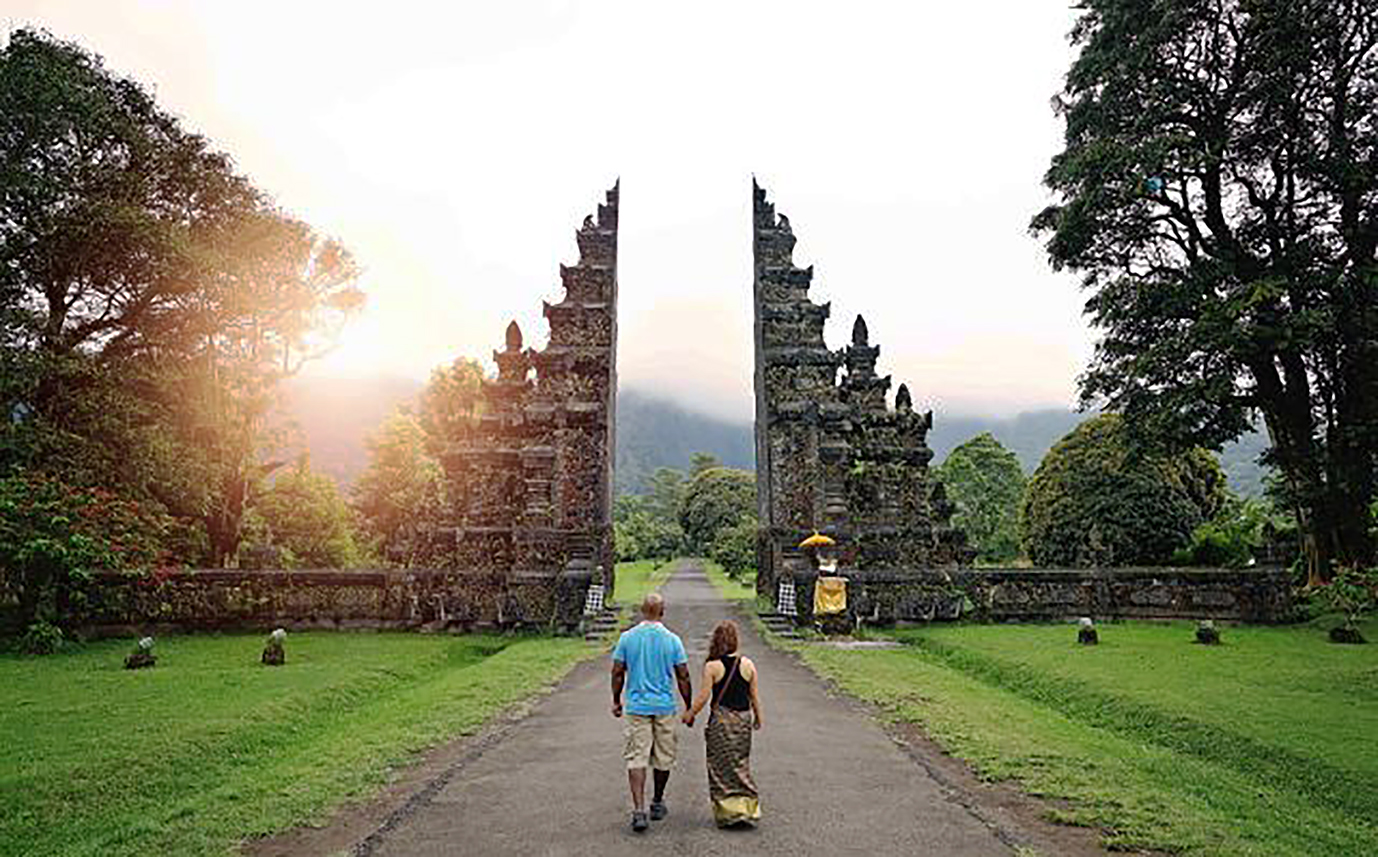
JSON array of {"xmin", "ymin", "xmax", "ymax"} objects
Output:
[
  {"xmin": 613, "ymin": 467, "xmax": 688, "ymax": 563},
  {"xmin": 937, "ymin": 433, "xmax": 1026, "ymax": 563},
  {"xmin": 417, "ymin": 357, "xmax": 485, "ymax": 457},
  {"xmin": 246, "ymin": 460, "xmax": 359, "ymax": 569},
  {"xmin": 680, "ymin": 466, "xmax": 756, "ymax": 549},
  {"xmin": 353, "ymin": 410, "xmax": 444, "ymax": 565},
  {"xmin": 1020, "ymin": 414, "xmax": 1227, "ymax": 567},
  {"xmin": 612, "ymin": 459, "xmax": 757, "ymax": 577},
  {"xmin": 1032, "ymin": 1, "xmax": 1378, "ymax": 581},
  {"xmin": 0, "ymin": 29, "xmax": 362, "ymax": 574}
]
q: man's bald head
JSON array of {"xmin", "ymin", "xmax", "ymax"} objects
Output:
[{"xmin": 641, "ymin": 592, "xmax": 665, "ymax": 620}]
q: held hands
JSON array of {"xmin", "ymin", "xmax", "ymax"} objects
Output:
[{"xmin": 681, "ymin": 710, "xmax": 695, "ymax": 728}]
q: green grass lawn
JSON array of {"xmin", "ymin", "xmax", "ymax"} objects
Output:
[
  {"xmin": 613, "ymin": 559, "xmax": 678, "ymax": 609},
  {"xmin": 1, "ymin": 632, "xmax": 589, "ymax": 857},
  {"xmin": 800, "ymin": 619, "xmax": 1378, "ymax": 856},
  {"xmin": 701, "ymin": 560, "xmax": 758, "ymax": 604}
]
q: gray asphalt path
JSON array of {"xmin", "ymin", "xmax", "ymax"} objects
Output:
[{"xmin": 370, "ymin": 561, "xmax": 1012, "ymax": 856}]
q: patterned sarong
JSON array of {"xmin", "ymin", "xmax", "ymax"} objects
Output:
[
  {"xmin": 777, "ymin": 579, "xmax": 797, "ymax": 616},
  {"xmin": 705, "ymin": 707, "xmax": 760, "ymax": 827}
]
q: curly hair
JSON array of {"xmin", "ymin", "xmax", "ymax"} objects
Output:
[{"xmin": 708, "ymin": 620, "xmax": 740, "ymax": 661}]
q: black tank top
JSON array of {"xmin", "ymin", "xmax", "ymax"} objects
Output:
[{"xmin": 712, "ymin": 655, "xmax": 751, "ymax": 711}]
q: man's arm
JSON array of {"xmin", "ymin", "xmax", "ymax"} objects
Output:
[
  {"xmin": 674, "ymin": 663, "xmax": 693, "ymax": 711},
  {"xmin": 611, "ymin": 660, "xmax": 626, "ymax": 717}
]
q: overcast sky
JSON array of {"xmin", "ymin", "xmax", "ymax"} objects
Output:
[{"xmin": 8, "ymin": 1, "xmax": 1092, "ymax": 421}]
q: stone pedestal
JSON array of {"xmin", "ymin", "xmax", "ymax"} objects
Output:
[{"xmin": 261, "ymin": 641, "xmax": 285, "ymax": 665}]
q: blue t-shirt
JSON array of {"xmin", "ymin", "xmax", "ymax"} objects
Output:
[{"xmin": 613, "ymin": 621, "xmax": 688, "ymax": 716}]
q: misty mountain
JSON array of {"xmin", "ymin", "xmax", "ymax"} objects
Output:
[
  {"xmin": 614, "ymin": 396, "xmax": 1272, "ymax": 497},
  {"xmin": 276, "ymin": 379, "xmax": 759, "ymax": 494},
  {"xmin": 615, "ymin": 390, "xmax": 755, "ymax": 494},
  {"xmin": 929, "ymin": 410, "xmax": 1086, "ymax": 472},
  {"xmin": 279, "ymin": 377, "xmax": 1271, "ymax": 498}
]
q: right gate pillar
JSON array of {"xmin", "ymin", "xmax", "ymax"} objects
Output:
[{"xmin": 751, "ymin": 180, "xmax": 974, "ymax": 623}]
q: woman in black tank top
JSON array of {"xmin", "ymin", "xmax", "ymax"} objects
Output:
[
  {"xmin": 712, "ymin": 655, "xmax": 752, "ymax": 711},
  {"xmin": 683, "ymin": 620, "xmax": 764, "ymax": 827}
]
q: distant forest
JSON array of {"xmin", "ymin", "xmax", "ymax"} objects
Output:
[{"xmin": 286, "ymin": 380, "xmax": 1272, "ymax": 498}]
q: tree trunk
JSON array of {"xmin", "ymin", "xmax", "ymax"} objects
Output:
[
  {"xmin": 1266, "ymin": 430, "xmax": 1375, "ymax": 586},
  {"xmin": 1325, "ymin": 434, "xmax": 1376, "ymax": 573},
  {"xmin": 1257, "ymin": 384, "xmax": 1332, "ymax": 584},
  {"xmin": 206, "ymin": 473, "xmax": 247, "ymax": 568}
]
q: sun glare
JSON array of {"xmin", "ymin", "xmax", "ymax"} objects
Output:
[{"xmin": 310, "ymin": 316, "xmax": 398, "ymax": 378}]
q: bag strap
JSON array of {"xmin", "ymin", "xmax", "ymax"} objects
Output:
[{"xmin": 711, "ymin": 655, "xmax": 743, "ymax": 713}]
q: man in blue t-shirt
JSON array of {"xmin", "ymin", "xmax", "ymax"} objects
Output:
[{"xmin": 611, "ymin": 592, "xmax": 691, "ymax": 833}]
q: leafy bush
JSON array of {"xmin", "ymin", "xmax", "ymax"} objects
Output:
[
  {"xmin": 709, "ymin": 516, "xmax": 758, "ymax": 579},
  {"xmin": 0, "ymin": 472, "xmax": 170, "ymax": 636},
  {"xmin": 1020, "ymin": 414, "xmax": 1227, "ymax": 566},
  {"xmin": 1308, "ymin": 567, "xmax": 1377, "ymax": 635},
  {"xmin": 246, "ymin": 461, "xmax": 360, "ymax": 569},
  {"xmin": 353, "ymin": 411, "xmax": 445, "ymax": 565},
  {"xmin": 613, "ymin": 507, "xmax": 684, "ymax": 564},
  {"xmin": 19, "ymin": 619, "xmax": 65, "ymax": 655},
  {"xmin": 1171, "ymin": 497, "xmax": 1283, "ymax": 567}
]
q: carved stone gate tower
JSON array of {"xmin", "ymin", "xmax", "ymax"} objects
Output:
[
  {"xmin": 752, "ymin": 180, "xmax": 972, "ymax": 621},
  {"xmin": 434, "ymin": 182, "xmax": 619, "ymax": 629}
]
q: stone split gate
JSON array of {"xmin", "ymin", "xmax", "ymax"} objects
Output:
[{"xmin": 71, "ymin": 180, "xmax": 1295, "ymax": 635}]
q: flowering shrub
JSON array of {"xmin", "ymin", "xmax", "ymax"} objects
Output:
[{"xmin": 0, "ymin": 472, "xmax": 170, "ymax": 648}]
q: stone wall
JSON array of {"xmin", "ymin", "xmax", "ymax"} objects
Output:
[
  {"xmin": 75, "ymin": 568, "xmax": 587, "ymax": 637},
  {"xmin": 68, "ymin": 564, "xmax": 1296, "ymax": 638},
  {"xmin": 786, "ymin": 566, "xmax": 1296, "ymax": 625}
]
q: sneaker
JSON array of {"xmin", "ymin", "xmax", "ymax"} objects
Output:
[
  {"xmin": 649, "ymin": 801, "xmax": 667, "ymax": 821},
  {"xmin": 631, "ymin": 811, "xmax": 649, "ymax": 832}
]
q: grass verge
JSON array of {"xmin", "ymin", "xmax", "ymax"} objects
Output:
[
  {"xmin": 798, "ymin": 619, "xmax": 1378, "ymax": 856},
  {"xmin": 1, "ymin": 632, "xmax": 589, "ymax": 856},
  {"xmin": 613, "ymin": 559, "xmax": 678, "ymax": 609},
  {"xmin": 700, "ymin": 560, "xmax": 758, "ymax": 604}
]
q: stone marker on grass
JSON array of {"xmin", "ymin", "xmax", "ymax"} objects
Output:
[
  {"xmin": 1194, "ymin": 620, "xmax": 1221, "ymax": 645},
  {"xmin": 262, "ymin": 628, "xmax": 286, "ymax": 665},
  {"xmin": 1329, "ymin": 625, "xmax": 1366, "ymax": 644},
  {"xmin": 124, "ymin": 636, "xmax": 156, "ymax": 669},
  {"xmin": 1077, "ymin": 617, "xmax": 1098, "ymax": 645}
]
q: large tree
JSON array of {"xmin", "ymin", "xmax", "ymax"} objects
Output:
[
  {"xmin": 1, "ymin": 29, "xmax": 362, "ymax": 565},
  {"xmin": 1021, "ymin": 415, "xmax": 1227, "ymax": 567},
  {"xmin": 680, "ymin": 466, "xmax": 755, "ymax": 549},
  {"xmin": 246, "ymin": 459, "xmax": 360, "ymax": 569},
  {"xmin": 353, "ymin": 410, "xmax": 444, "ymax": 565},
  {"xmin": 417, "ymin": 356, "xmax": 485, "ymax": 456},
  {"xmin": 937, "ymin": 433, "xmax": 1026, "ymax": 564},
  {"xmin": 1033, "ymin": 1, "xmax": 1378, "ymax": 582}
]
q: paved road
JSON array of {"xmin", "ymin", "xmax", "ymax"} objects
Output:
[{"xmin": 367, "ymin": 562, "xmax": 1014, "ymax": 856}]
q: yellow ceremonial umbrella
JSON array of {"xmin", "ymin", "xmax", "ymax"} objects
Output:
[{"xmin": 798, "ymin": 531, "xmax": 836, "ymax": 548}]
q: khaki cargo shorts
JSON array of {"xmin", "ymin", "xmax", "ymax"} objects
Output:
[{"xmin": 623, "ymin": 713, "xmax": 678, "ymax": 771}]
